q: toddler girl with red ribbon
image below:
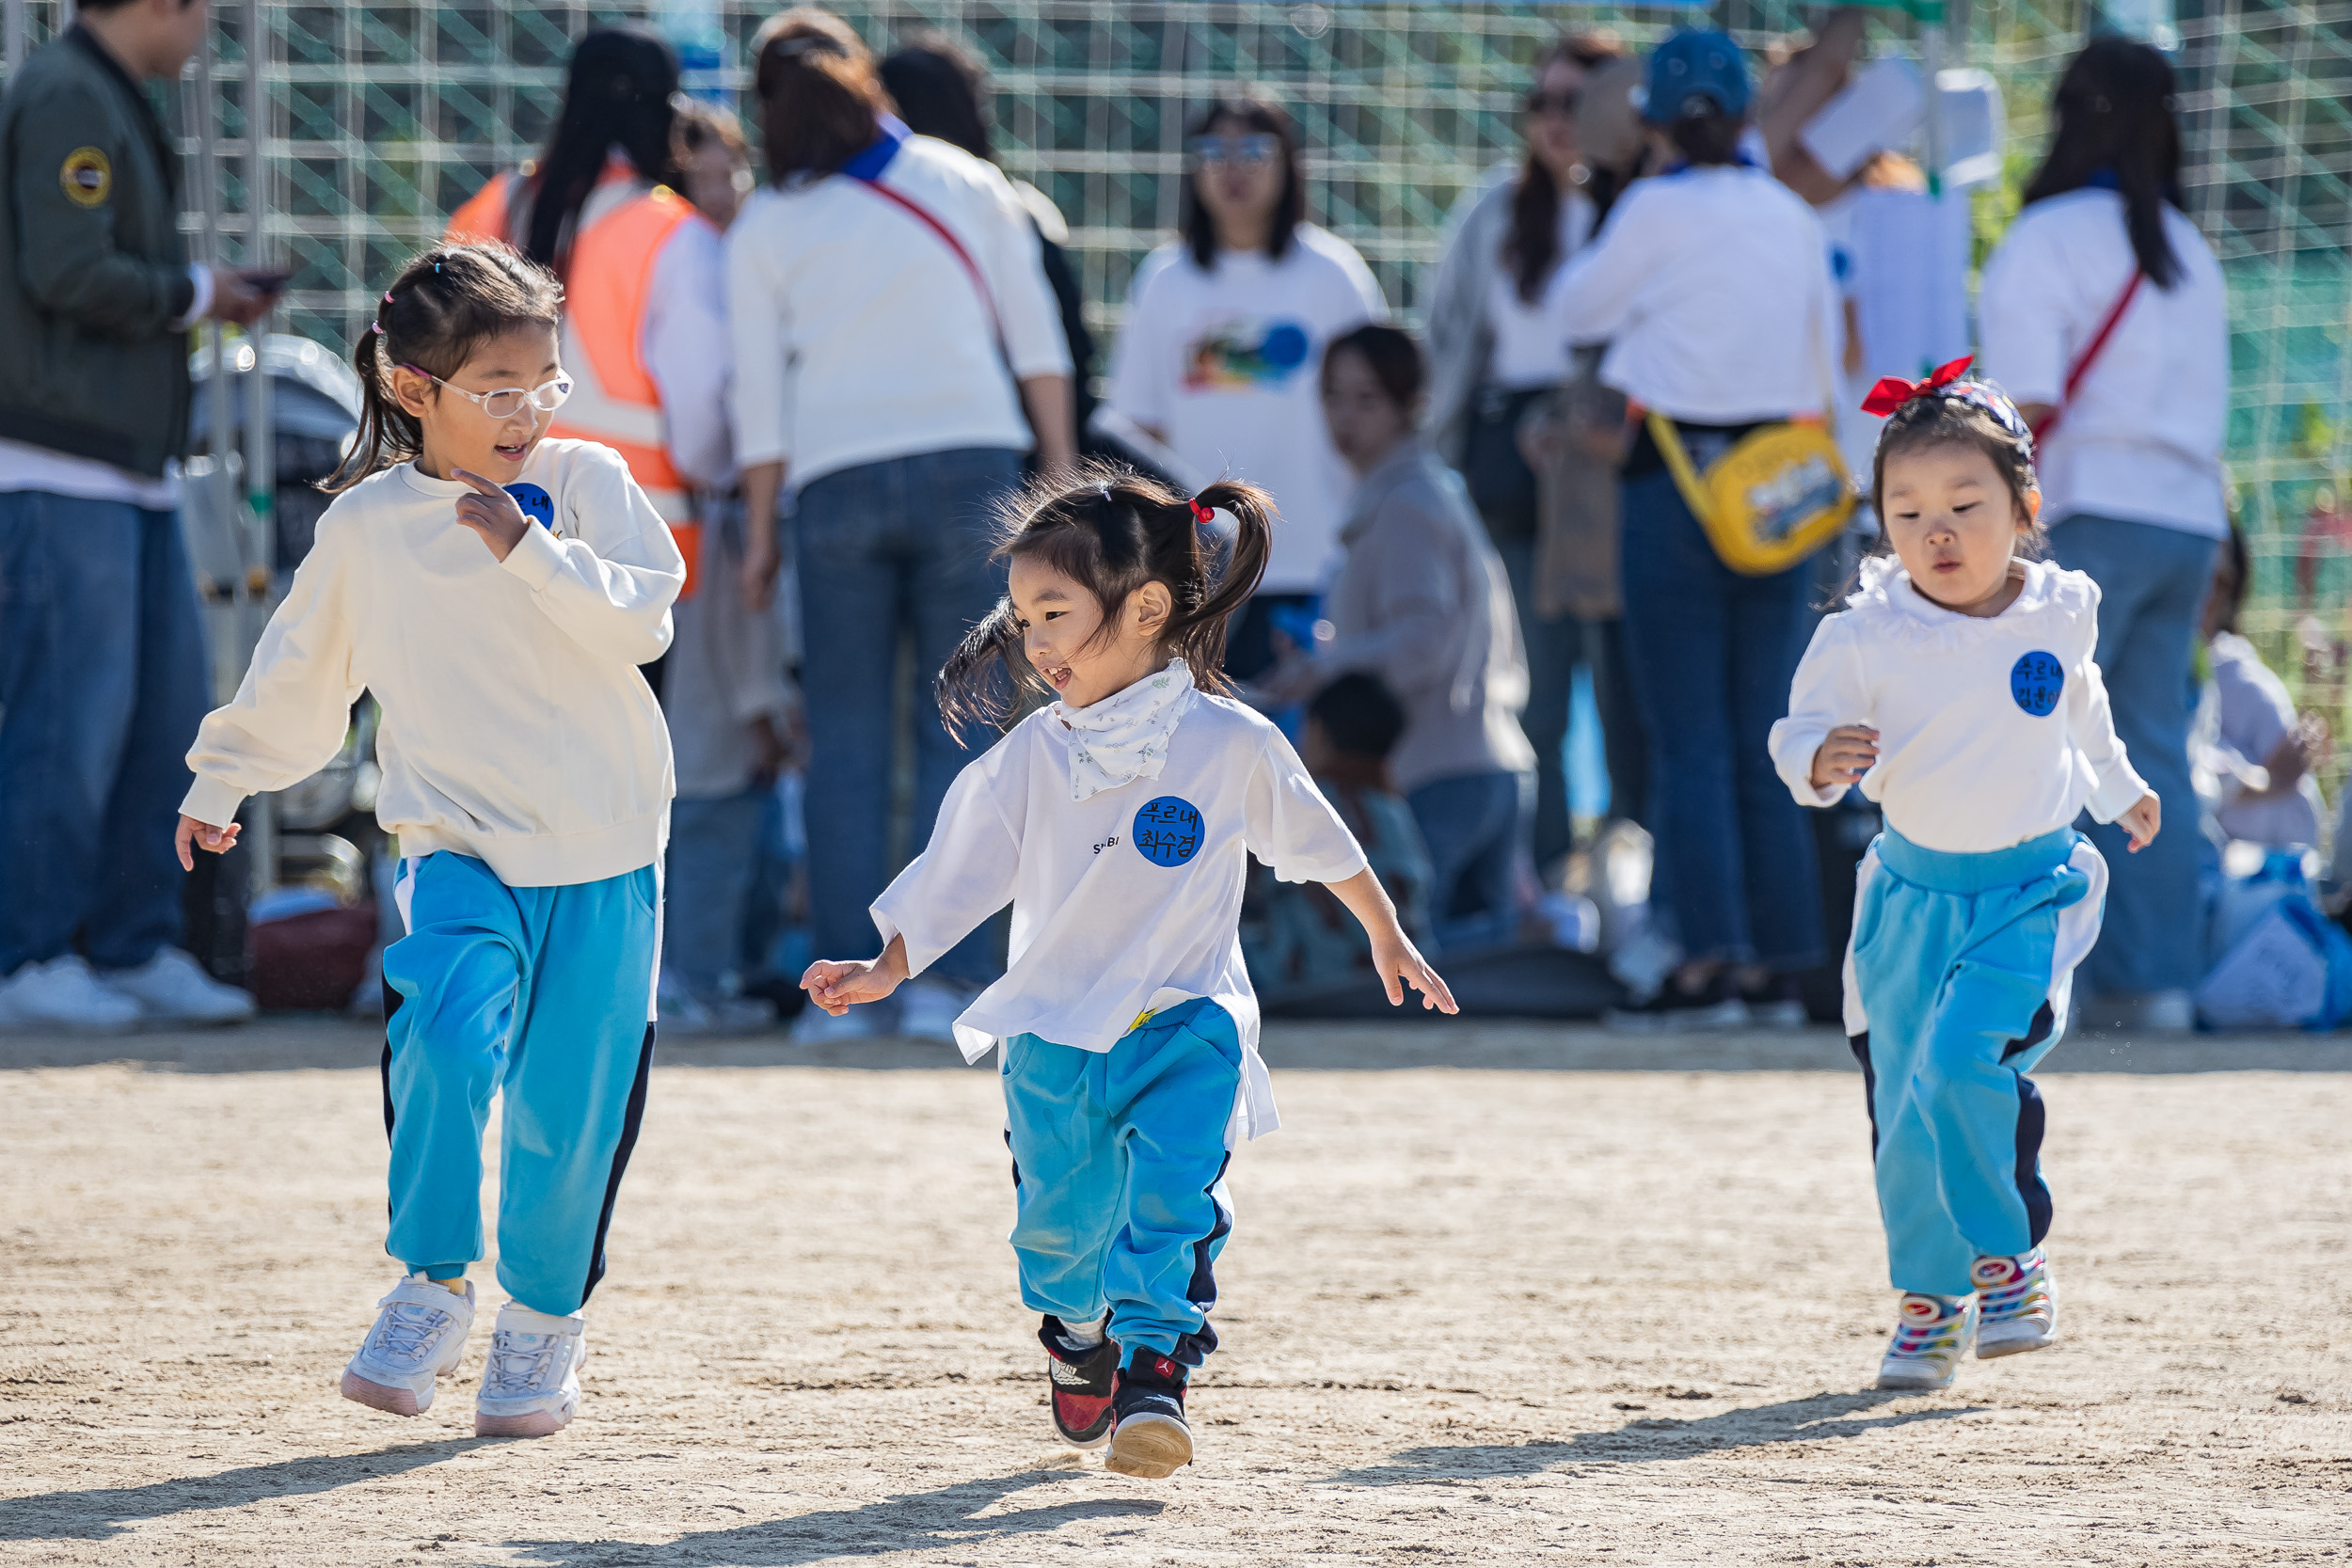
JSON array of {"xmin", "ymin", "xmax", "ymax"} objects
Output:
[{"xmin": 1769, "ymin": 357, "xmax": 2160, "ymax": 1393}]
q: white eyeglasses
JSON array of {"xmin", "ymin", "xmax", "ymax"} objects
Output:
[{"xmin": 400, "ymin": 364, "xmax": 574, "ymax": 420}]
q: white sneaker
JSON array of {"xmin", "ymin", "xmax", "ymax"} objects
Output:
[
  {"xmin": 1876, "ymin": 1291, "xmax": 1978, "ymax": 1390},
  {"xmin": 475, "ymin": 1301, "xmax": 587, "ymax": 1438},
  {"xmin": 790, "ymin": 1002, "xmax": 882, "ymax": 1045},
  {"xmin": 96, "ymin": 948, "xmax": 256, "ymax": 1025},
  {"xmin": 1974, "ymin": 1246, "xmax": 2059, "ymax": 1358},
  {"xmin": 896, "ymin": 977, "xmax": 973, "ymax": 1044},
  {"xmin": 0, "ymin": 956, "xmax": 144, "ymax": 1034},
  {"xmin": 342, "ymin": 1274, "xmax": 475, "ymax": 1416}
]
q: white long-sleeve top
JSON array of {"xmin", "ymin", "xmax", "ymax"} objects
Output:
[
  {"xmin": 725, "ymin": 126, "xmax": 1070, "ymax": 488},
  {"xmin": 183, "ymin": 439, "xmax": 686, "ymax": 887},
  {"xmin": 871, "ymin": 688, "xmax": 1369, "ymax": 1140},
  {"xmin": 1768, "ymin": 557, "xmax": 2150, "ymax": 853},
  {"xmin": 1546, "ymin": 165, "xmax": 1841, "ymax": 424},
  {"xmin": 641, "ymin": 214, "xmax": 735, "ymax": 489},
  {"xmin": 1978, "ymin": 190, "xmax": 2228, "ymax": 540}
]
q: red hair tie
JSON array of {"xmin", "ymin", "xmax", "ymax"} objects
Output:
[
  {"xmin": 1186, "ymin": 497, "xmax": 1213, "ymax": 527},
  {"xmin": 1860, "ymin": 353, "xmax": 1977, "ymax": 418}
]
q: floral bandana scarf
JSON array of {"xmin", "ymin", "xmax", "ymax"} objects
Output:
[{"xmin": 1053, "ymin": 658, "xmax": 1196, "ymax": 802}]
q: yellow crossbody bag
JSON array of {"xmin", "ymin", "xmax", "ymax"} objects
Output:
[
  {"xmin": 1645, "ymin": 412, "xmax": 1854, "ymax": 577},
  {"xmin": 1644, "ymin": 284, "xmax": 1855, "ymax": 577}
]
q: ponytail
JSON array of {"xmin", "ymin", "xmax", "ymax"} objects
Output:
[
  {"xmin": 323, "ymin": 244, "xmax": 564, "ymax": 493},
  {"xmin": 935, "ymin": 460, "xmax": 1278, "ymax": 736}
]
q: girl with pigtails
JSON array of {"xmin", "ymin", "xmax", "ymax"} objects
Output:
[{"xmin": 801, "ymin": 464, "xmax": 1454, "ymax": 1479}]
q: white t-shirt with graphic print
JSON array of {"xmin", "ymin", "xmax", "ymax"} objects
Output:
[
  {"xmin": 870, "ymin": 686, "xmax": 1369, "ymax": 1139},
  {"xmin": 1105, "ymin": 227, "xmax": 1387, "ymax": 594}
]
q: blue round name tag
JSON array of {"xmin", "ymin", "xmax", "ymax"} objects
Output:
[
  {"xmin": 2010, "ymin": 651, "xmax": 2063, "ymax": 717},
  {"xmin": 1133, "ymin": 796, "xmax": 1204, "ymax": 867},
  {"xmin": 503, "ymin": 482, "xmax": 554, "ymax": 529}
]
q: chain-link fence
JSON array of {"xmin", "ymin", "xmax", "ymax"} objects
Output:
[{"xmin": 8, "ymin": 0, "xmax": 2351, "ymax": 732}]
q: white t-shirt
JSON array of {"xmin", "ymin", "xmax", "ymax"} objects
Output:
[
  {"xmin": 1105, "ymin": 227, "xmax": 1387, "ymax": 594},
  {"xmin": 725, "ymin": 130, "xmax": 1070, "ymax": 490},
  {"xmin": 1547, "ymin": 166, "xmax": 1842, "ymax": 424},
  {"xmin": 1769, "ymin": 557, "xmax": 2150, "ymax": 854},
  {"xmin": 1979, "ymin": 190, "xmax": 2229, "ymax": 539},
  {"xmin": 1486, "ymin": 192, "xmax": 1595, "ymax": 389},
  {"xmin": 870, "ymin": 687, "xmax": 1369, "ymax": 1139},
  {"xmin": 183, "ymin": 439, "xmax": 685, "ymax": 887}
]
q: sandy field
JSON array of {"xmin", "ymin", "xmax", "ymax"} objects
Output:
[{"xmin": 2, "ymin": 1018, "xmax": 2346, "ymax": 1566}]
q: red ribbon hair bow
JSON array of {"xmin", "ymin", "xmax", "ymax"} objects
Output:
[{"xmin": 1860, "ymin": 354, "xmax": 1977, "ymax": 418}]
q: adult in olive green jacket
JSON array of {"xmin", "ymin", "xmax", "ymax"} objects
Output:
[{"xmin": 0, "ymin": 0, "xmax": 278, "ymax": 1033}]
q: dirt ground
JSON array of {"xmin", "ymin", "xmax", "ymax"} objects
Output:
[{"xmin": 2, "ymin": 1018, "xmax": 2346, "ymax": 1566}]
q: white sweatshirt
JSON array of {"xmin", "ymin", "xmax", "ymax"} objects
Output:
[
  {"xmin": 870, "ymin": 687, "xmax": 1369, "ymax": 1140},
  {"xmin": 1769, "ymin": 557, "xmax": 2149, "ymax": 854},
  {"xmin": 183, "ymin": 439, "xmax": 686, "ymax": 887}
]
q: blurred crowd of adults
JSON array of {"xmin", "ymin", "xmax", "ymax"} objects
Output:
[{"xmin": 4, "ymin": 0, "xmax": 2318, "ymax": 1037}]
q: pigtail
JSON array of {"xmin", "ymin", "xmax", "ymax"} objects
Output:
[
  {"xmin": 321, "ymin": 294, "xmax": 425, "ymax": 493},
  {"xmin": 936, "ymin": 597, "xmax": 1040, "ymax": 738},
  {"xmin": 1164, "ymin": 477, "xmax": 1275, "ymax": 696}
]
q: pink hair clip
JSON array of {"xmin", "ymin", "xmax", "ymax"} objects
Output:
[{"xmin": 1186, "ymin": 497, "xmax": 1213, "ymax": 528}]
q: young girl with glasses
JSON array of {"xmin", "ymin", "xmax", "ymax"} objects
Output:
[
  {"xmin": 177, "ymin": 242, "xmax": 687, "ymax": 1438},
  {"xmin": 799, "ymin": 465, "xmax": 1454, "ymax": 1479}
]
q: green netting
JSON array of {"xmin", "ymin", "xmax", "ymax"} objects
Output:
[{"xmin": 4, "ymin": 0, "xmax": 2348, "ymax": 760}]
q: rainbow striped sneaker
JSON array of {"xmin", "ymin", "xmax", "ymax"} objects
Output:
[
  {"xmin": 1876, "ymin": 1292, "xmax": 1977, "ymax": 1390},
  {"xmin": 1973, "ymin": 1247, "xmax": 2058, "ymax": 1358}
]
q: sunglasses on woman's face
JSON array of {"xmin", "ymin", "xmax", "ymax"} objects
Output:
[
  {"xmin": 1189, "ymin": 133, "xmax": 1279, "ymax": 167},
  {"xmin": 1527, "ymin": 88, "xmax": 1582, "ymax": 117}
]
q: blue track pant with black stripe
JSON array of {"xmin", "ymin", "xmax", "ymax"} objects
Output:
[
  {"xmin": 1001, "ymin": 997, "xmax": 1240, "ymax": 1365},
  {"xmin": 1848, "ymin": 825, "xmax": 2104, "ymax": 1298},
  {"xmin": 380, "ymin": 851, "xmax": 659, "ymax": 1316}
]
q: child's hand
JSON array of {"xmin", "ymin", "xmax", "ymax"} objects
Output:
[
  {"xmin": 1370, "ymin": 929, "xmax": 1458, "ymax": 1014},
  {"xmin": 1809, "ymin": 724, "xmax": 1880, "ymax": 789},
  {"xmin": 800, "ymin": 935, "xmax": 910, "ymax": 1017},
  {"xmin": 451, "ymin": 468, "xmax": 531, "ymax": 562},
  {"xmin": 175, "ymin": 814, "xmax": 241, "ymax": 871},
  {"xmin": 2118, "ymin": 792, "xmax": 2161, "ymax": 853}
]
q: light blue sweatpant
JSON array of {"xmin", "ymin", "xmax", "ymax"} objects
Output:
[
  {"xmin": 1849, "ymin": 826, "xmax": 2100, "ymax": 1297},
  {"xmin": 381, "ymin": 852, "xmax": 660, "ymax": 1316},
  {"xmin": 1001, "ymin": 998, "xmax": 1241, "ymax": 1366}
]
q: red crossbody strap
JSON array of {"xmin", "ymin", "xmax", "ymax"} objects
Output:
[
  {"xmin": 850, "ymin": 175, "xmax": 1005, "ymax": 348},
  {"xmin": 2029, "ymin": 270, "xmax": 2143, "ymax": 444}
]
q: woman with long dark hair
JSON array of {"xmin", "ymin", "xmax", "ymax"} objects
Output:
[
  {"xmin": 1979, "ymin": 36, "xmax": 2229, "ymax": 1031},
  {"xmin": 1424, "ymin": 30, "xmax": 1639, "ymax": 879},
  {"xmin": 726, "ymin": 7, "xmax": 1074, "ymax": 1045},
  {"xmin": 1103, "ymin": 94, "xmax": 1387, "ymax": 679}
]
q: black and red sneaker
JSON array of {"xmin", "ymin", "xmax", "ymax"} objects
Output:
[
  {"xmin": 1039, "ymin": 1317, "xmax": 1117, "ymax": 1449},
  {"xmin": 1105, "ymin": 1350, "xmax": 1192, "ymax": 1478}
]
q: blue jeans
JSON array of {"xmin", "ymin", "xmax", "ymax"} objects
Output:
[
  {"xmin": 1406, "ymin": 769, "xmax": 1525, "ymax": 953},
  {"xmin": 1002, "ymin": 998, "xmax": 1240, "ymax": 1365},
  {"xmin": 0, "ymin": 492, "xmax": 210, "ymax": 975},
  {"xmin": 663, "ymin": 788, "xmax": 767, "ymax": 1000},
  {"xmin": 384, "ymin": 853, "xmax": 659, "ymax": 1315},
  {"xmin": 2044, "ymin": 514, "xmax": 2217, "ymax": 996},
  {"xmin": 793, "ymin": 447, "xmax": 1023, "ymax": 984},
  {"xmin": 1617, "ymin": 470, "xmax": 1821, "ymax": 968}
]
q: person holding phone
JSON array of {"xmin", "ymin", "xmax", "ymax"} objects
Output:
[{"xmin": 0, "ymin": 0, "xmax": 282, "ymax": 1032}]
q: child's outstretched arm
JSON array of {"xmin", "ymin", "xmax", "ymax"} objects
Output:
[
  {"xmin": 803, "ymin": 934, "xmax": 910, "ymax": 1017},
  {"xmin": 1327, "ymin": 868, "xmax": 1457, "ymax": 1013}
]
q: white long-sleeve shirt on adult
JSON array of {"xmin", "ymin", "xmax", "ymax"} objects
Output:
[
  {"xmin": 1769, "ymin": 558, "xmax": 2149, "ymax": 853},
  {"xmin": 183, "ymin": 439, "xmax": 686, "ymax": 887},
  {"xmin": 641, "ymin": 214, "xmax": 735, "ymax": 488},
  {"xmin": 725, "ymin": 128, "xmax": 1070, "ymax": 488},
  {"xmin": 1978, "ymin": 189, "xmax": 2229, "ymax": 539},
  {"xmin": 870, "ymin": 687, "xmax": 1368, "ymax": 1140},
  {"xmin": 1546, "ymin": 165, "xmax": 1841, "ymax": 423}
]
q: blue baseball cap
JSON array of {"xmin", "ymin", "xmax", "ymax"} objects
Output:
[{"xmin": 1643, "ymin": 29, "xmax": 1751, "ymax": 122}]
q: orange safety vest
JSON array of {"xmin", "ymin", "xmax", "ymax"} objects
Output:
[{"xmin": 447, "ymin": 167, "xmax": 706, "ymax": 600}]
